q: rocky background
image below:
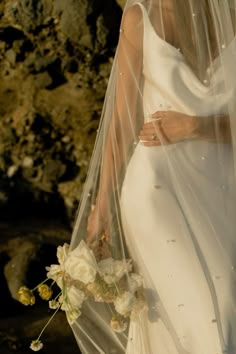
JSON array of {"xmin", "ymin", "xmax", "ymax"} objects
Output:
[{"xmin": 0, "ymin": 0, "xmax": 125, "ymax": 353}]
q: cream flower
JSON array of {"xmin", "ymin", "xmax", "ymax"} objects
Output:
[
  {"xmin": 30, "ymin": 339, "xmax": 43, "ymax": 351},
  {"xmin": 49, "ymin": 300, "xmax": 60, "ymax": 310},
  {"xmin": 67, "ymin": 308, "xmax": 81, "ymax": 325},
  {"xmin": 113, "ymin": 259, "xmax": 132, "ymax": 279},
  {"xmin": 110, "ymin": 317, "xmax": 128, "ymax": 333},
  {"xmin": 60, "ymin": 285, "xmax": 86, "ymax": 311},
  {"xmin": 114, "ymin": 291, "xmax": 135, "ymax": 316},
  {"xmin": 57, "ymin": 243, "xmax": 69, "ymax": 265},
  {"xmin": 128, "ymin": 273, "xmax": 143, "ymax": 293},
  {"xmin": 98, "ymin": 258, "xmax": 132, "ymax": 284},
  {"xmin": 131, "ymin": 298, "xmax": 147, "ymax": 320},
  {"xmin": 46, "ymin": 244, "xmax": 69, "ymax": 283},
  {"xmin": 46, "ymin": 264, "xmax": 62, "ymax": 281},
  {"xmin": 64, "ymin": 240, "xmax": 97, "ymax": 284}
]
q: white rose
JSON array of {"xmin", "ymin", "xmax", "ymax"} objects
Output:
[
  {"xmin": 65, "ymin": 240, "xmax": 98, "ymax": 284},
  {"xmin": 128, "ymin": 273, "xmax": 143, "ymax": 293},
  {"xmin": 67, "ymin": 285, "xmax": 86, "ymax": 307},
  {"xmin": 98, "ymin": 258, "xmax": 116, "ymax": 284},
  {"xmin": 98, "ymin": 258, "xmax": 132, "ymax": 284},
  {"xmin": 114, "ymin": 291, "xmax": 135, "ymax": 316},
  {"xmin": 46, "ymin": 264, "xmax": 62, "ymax": 281},
  {"xmin": 98, "ymin": 258, "xmax": 114, "ymax": 275},
  {"xmin": 61, "ymin": 285, "xmax": 86, "ymax": 311},
  {"xmin": 57, "ymin": 243, "xmax": 69, "ymax": 265},
  {"xmin": 113, "ymin": 259, "xmax": 132, "ymax": 280}
]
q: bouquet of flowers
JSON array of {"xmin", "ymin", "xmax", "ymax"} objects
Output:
[{"xmin": 17, "ymin": 239, "xmax": 146, "ymax": 351}]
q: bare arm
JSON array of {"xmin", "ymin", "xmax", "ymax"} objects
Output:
[
  {"xmin": 87, "ymin": 5, "xmax": 144, "ymax": 243},
  {"xmin": 195, "ymin": 114, "xmax": 231, "ymax": 143}
]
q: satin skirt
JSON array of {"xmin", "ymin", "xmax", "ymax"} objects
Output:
[{"xmin": 120, "ymin": 141, "xmax": 236, "ymax": 354}]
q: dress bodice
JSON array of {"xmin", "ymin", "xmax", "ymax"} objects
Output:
[{"xmin": 137, "ymin": 3, "xmax": 236, "ymax": 120}]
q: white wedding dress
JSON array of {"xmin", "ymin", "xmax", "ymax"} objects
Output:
[{"xmin": 120, "ymin": 4, "xmax": 236, "ymax": 354}]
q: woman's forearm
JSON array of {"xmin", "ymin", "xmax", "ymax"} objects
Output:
[
  {"xmin": 195, "ymin": 114, "xmax": 231, "ymax": 143},
  {"xmin": 96, "ymin": 122, "xmax": 133, "ymax": 210}
]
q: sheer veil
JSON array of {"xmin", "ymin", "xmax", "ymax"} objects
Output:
[{"xmin": 68, "ymin": 0, "xmax": 236, "ymax": 353}]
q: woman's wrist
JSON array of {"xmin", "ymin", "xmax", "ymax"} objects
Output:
[
  {"xmin": 192, "ymin": 114, "xmax": 216, "ymax": 141},
  {"xmin": 189, "ymin": 115, "xmax": 201, "ymax": 140},
  {"xmin": 194, "ymin": 114, "xmax": 231, "ymax": 142}
]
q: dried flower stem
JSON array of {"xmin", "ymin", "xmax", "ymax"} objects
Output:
[
  {"xmin": 54, "ymin": 291, "xmax": 62, "ymax": 301},
  {"xmin": 113, "ymin": 282, "xmax": 121, "ymax": 296},
  {"xmin": 37, "ymin": 305, "xmax": 61, "ymax": 341},
  {"xmin": 32, "ymin": 278, "xmax": 49, "ymax": 292},
  {"xmin": 108, "ymin": 304, "xmax": 115, "ymax": 316}
]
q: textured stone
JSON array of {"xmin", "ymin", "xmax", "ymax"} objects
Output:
[
  {"xmin": 3, "ymin": 238, "xmax": 39, "ymax": 300},
  {"xmin": 53, "ymin": 0, "xmax": 121, "ymax": 50},
  {"xmin": 0, "ymin": 26, "xmax": 26, "ymax": 44},
  {"xmin": 5, "ymin": 0, "xmax": 53, "ymax": 32},
  {"xmin": 53, "ymin": 0, "xmax": 94, "ymax": 48},
  {"xmin": 0, "ymin": 0, "xmax": 122, "ymax": 222},
  {"xmin": 34, "ymin": 71, "xmax": 53, "ymax": 89},
  {"xmin": 5, "ymin": 48, "xmax": 16, "ymax": 65}
]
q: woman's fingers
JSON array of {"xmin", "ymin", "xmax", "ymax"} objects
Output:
[
  {"xmin": 151, "ymin": 111, "xmax": 167, "ymax": 118},
  {"xmin": 138, "ymin": 110, "xmax": 178, "ymax": 146},
  {"xmin": 141, "ymin": 141, "xmax": 162, "ymax": 146},
  {"xmin": 139, "ymin": 133, "xmax": 158, "ymax": 140},
  {"xmin": 140, "ymin": 122, "xmax": 162, "ymax": 134},
  {"xmin": 139, "ymin": 120, "xmax": 164, "ymax": 142},
  {"xmin": 142, "ymin": 121, "xmax": 161, "ymax": 129}
]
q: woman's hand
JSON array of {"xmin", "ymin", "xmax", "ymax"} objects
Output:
[
  {"xmin": 139, "ymin": 110, "xmax": 199, "ymax": 146},
  {"xmin": 86, "ymin": 201, "xmax": 111, "ymax": 245},
  {"xmin": 86, "ymin": 202, "xmax": 112, "ymax": 259}
]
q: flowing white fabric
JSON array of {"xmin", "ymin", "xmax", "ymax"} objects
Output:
[{"xmin": 121, "ymin": 3, "xmax": 236, "ymax": 354}]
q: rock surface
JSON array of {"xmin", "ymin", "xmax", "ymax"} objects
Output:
[
  {"xmin": 0, "ymin": 0, "xmax": 122, "ymax": 222},
  {"xmin": 0, "ymin": 0, "xmax": 123, "ymax": 352}
]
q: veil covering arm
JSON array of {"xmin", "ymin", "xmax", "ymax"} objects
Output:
[
  {"xmin": 69, "ymin": 5, "xmax": 144, "ymax": 354},
  {"xmin": 95, "ymin": 5, "xmax": 144, "ymax": 214}
]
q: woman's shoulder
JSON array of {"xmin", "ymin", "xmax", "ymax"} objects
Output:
[
  {"xmin": 122, "ymin": 4, "xmax": 143, "ymax": 29},
  {"xmin": 121, "ymin": 4, "xmax": 144, "ymax": 49}
]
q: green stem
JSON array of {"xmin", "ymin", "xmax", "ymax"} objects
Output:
[
  {"xmin": 37, "ymin": 305, "xmax": 61, "ymax": 340},
  {"xmin": 108, "ymin": 304, "xmax": 115, "ymax": 316},
  {"xmin": 113, "ymin": 282, "xmax": 120, "ymax": 296},
  {"xmin": 31, "ymin": 278, "xmax": 49, "ymax": 292},
  {"xmin": 54, "ymin": 291, "xmax": 62, "ymax": 301}
]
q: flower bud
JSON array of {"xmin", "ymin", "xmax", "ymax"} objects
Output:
[
  {"xmin": 110, "ymin": 317, "xmax": 128, "ymax": 333},
  {"xmin": 30, "ymin": 339, "xmax": 43, "ymax": 351},
  {"xmin": 37, "ymin": 284, "xmax": 53, "ymax": 301},
  {"xmin": 17, "ymin": 286, "xmax": 35, "ymax": 306},
  {"xmin": 67, "ymin": 308, "xmax": 81, "ymax": 324},
  {"xmin": 49, "ymin": 300, "xmax": 60, "ymax": 310}
]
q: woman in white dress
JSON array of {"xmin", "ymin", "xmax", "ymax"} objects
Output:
[{"xmin": 69, "ymin": 0, "xmax": 236, "ymax": 353}]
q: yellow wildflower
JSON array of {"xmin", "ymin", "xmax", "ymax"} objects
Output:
[
  {"xmin": 17, "ymin": 286, "xmax": 35, "ymax": 306},
  {"xmin": 37, "ymin": 284, "xmax": 53, "ymax": 301},
  {"xmin": 49, "ymin": 299, "xmax": 60, "ymax": 309},
  {"xmin": 30, "ymin": 339, "xmax": 43, "ymax": 351}
]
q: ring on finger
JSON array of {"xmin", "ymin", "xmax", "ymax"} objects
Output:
[{"xmin": 151, "ymin": 134, "xmax": 157, "ymax": 140}]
